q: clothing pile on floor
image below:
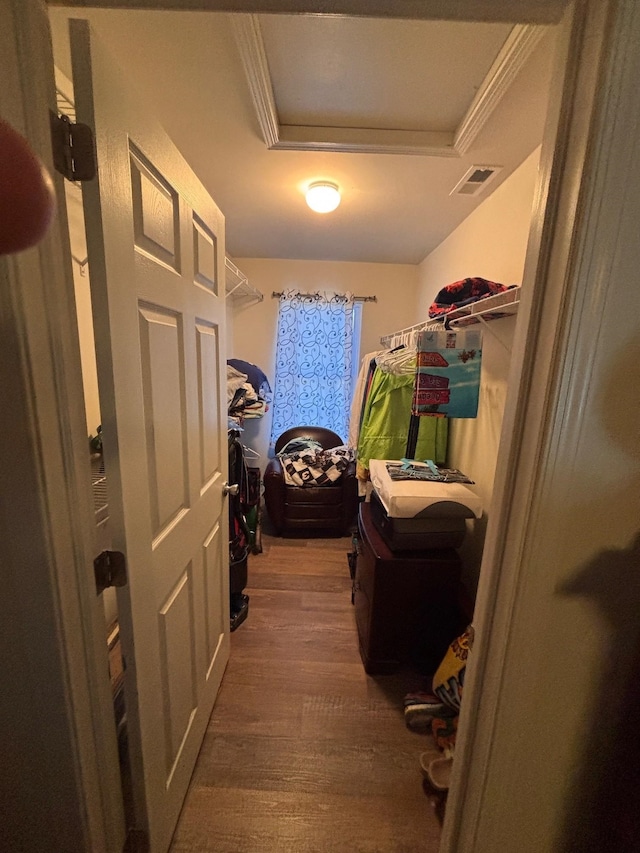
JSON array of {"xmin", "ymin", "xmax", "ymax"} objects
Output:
[
  {"xmin": 227, "ymin": 358, "xmax": 272, "ymax": 423},
  {"xmin": 404, "ymin": 624, "xmax": 474, "ymax": 792},
  {"xmin": 277, "ymin": 437, "xmax": 354, "ymax": 487}
]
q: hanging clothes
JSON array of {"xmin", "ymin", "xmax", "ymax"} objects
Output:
[
  {"xmin": 356, "ymin": 364, "xmax": 448, "ymax": 483},
  {"xmin": 375, "ymin": 347, "xmax": 417, "ymax": 376},
  {"xmin": 348, "ymin": 350, "xmax": 385, "ymax": 452}
]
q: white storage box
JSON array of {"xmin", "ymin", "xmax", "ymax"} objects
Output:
[{"xmin": 369, "ymin": 459, "xmax": 483, "ymax": 520}]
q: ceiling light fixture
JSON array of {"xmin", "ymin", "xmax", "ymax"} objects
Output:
[{"xmin": 305, "ymin": 181, "xmax": 341, "ymax": 214}]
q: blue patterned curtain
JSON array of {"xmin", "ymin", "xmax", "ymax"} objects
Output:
[{"xmin": 270, "ymin": 291, "xmax": 355, "ymax": 445}]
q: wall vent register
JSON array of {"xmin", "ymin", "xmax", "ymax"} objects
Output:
[{"xmin": 451, "ymin": 164, "xmax": 502, "ymax": 196}]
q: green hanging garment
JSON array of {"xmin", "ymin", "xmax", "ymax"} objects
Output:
[{"xmin": 356, "ymin": 366, "xmax": 448, "ymax": 481}]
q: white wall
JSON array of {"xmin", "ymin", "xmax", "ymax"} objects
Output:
[
  {"xmin": 230, "ymin": 258, "xmax": 419, "ymax": 466},
  {"xmin": 416, "ymin": 147, "xmax": 542, "ymax": 319},
  {"xmin": 417, "ymin": 147, "xmax": 541, "ymax": 592}
]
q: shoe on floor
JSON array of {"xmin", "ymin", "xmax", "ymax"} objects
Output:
[
  {"xmin": 419, "ymin": 749, "xmax": 441, "ymax": 779},
  {"xmin": 420, "ymin": 749, "xmax": 454, "ymax": 791},
  {"xmin": 230, "ymin": 593, "xmax": 249, "ymax": 631}
]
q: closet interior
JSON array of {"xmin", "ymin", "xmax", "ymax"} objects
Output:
[{"xmin": 49, "ymin": 5, "xmax": 559, "ymax": 845}]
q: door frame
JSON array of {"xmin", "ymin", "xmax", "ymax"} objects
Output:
[
  {"xmin": 441, "ymin": 0, "xmax": 621, "ymax": 848},
  {"xmin": 1, "ymin": 2, "xmax": 125, "ymax": 851},
  {"xmin": 3, "ymin": 0, "xmax": 625, "ymax": 850}
]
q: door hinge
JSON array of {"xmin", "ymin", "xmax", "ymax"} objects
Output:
[
  {"xmin": 94, "ymin": 550, "xmax": 127, "ymax": 595},
  {"xmin": 50, "ymin": 111, "xmax": 96, "ymax": 182}
]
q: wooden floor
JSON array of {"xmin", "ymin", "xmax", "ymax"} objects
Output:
[{"xmin": 170, "ymin": 532, "xmax": 444, "ymax": 853}]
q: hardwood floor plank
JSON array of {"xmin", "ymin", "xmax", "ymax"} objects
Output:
[
  {"xmin": 248, "ymin": 572, "xmax": 352, "ymax": 593},
  {"xmin": 246, "ymin": 587, "xmax": 356, "ymax": 614},
  {"xmin": 260, "ymin": 534, "xmax": 352, "ymax": 552},
  {"xmin": 221, "ymin": 657, "xmax": 425, "ymax": 703},
  {"xmin": 251, "ymin": 553, "xmax": 350, "ymax": 577},
  {"xmin": 169, "ymin": 533, "xmax": 442, "ymax": 852},
  {"xmin": 171, "ymin": 787, "xmax": 440, "ymax": 853},
  {"xmin": 192, "ymin": 728, "xmax": 429, "ymax": 793},
  {"xmin": 229, "ymin": 629, "xmax": 359, "ymax": 665},
  {"xmin": 206, "ymin": 684, "xmax": 305, "ymax": 739},
  {"xmin": 238, "ymin": 604, "xmax": 355, "ymax": 633}
]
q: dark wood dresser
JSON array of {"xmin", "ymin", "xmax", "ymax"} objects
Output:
[{"xmin": 354, "ymin": 503, "xmax": 468, "ymax": 675}]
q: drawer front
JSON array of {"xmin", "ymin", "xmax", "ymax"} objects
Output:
[{"xmin": 354, "ymin": 524, "xmax": 374, "ymax": 650}]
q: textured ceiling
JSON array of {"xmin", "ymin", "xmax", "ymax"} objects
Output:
[
  {"xmin": 49, "ymin": 8, "xmax": 557, "ymax": 264},
  {"xmin": 259, "ymin": 16, "xmax": 514, "ymax": 132}
]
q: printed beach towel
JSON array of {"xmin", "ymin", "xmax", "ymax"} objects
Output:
[{"xmin": 413, "ymin": 328, "xmax": 482, "ymax": 418}]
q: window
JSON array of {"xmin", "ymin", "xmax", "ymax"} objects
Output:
[{"xmin": 270, "ymin": 291, "xmax": 358, "ymax": 445}]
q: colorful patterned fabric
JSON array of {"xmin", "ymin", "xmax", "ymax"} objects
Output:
[
  {"xmin": 404, "ymin": 627, "xmax": 474, "ymax": 758},
  {"xmin": 412, "ymin": 328, "xmax": 482, "ymax": 419},
  {"xmin": 386, "ymin": 461, "xmax": 474, "ymax": 484},
  {"xmin": 428, "ymin": 277, "xmax": 511, "ymax": 319},
  {"xmin": 279, "ymin": 442, "xmax": 354, "ymax": 487},
  {"xmin": 432, "ymin": 625, "xmax": 474, "ymax": 712},
  {"xmin": 431, "ymin": 714, "xmax": 459, "ymax": 751}
]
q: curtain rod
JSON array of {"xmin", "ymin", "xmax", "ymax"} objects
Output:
[{"xmin": 271, "ymin": 291, "xmax": 377, "ymax": 303}]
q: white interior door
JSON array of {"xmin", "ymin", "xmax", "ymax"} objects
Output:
[
  {"xmin": 1, "ymin": 2, "xmax": 124, "ymax": 849},
  {"xmin": 69, "ymin": 18, "xmax": 230, "ymax": 852}
]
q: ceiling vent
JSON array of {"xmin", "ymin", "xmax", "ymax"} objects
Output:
[{"xmin": 451, "ymin": 165, "xmax": 502, "ymax": 197}]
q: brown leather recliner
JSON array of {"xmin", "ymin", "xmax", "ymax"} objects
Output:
[{"xmin": 264, "ymin": 426, "xmax": 358, "ymax": 536}]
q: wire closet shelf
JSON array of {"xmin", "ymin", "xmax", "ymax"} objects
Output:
[
  {"xmin": 225, "ymin": 256, "xmax": 264, "ymax": 304},
  {"xmin": 380, "ymin": 287, "xmax": 520, "ymax": 351}
]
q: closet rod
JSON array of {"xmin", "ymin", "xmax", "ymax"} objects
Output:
[
  {"xmin": 271, "ymin": 291, "xmax": 377, "ymax": 303},
  {"xmin": 380, "ymin": 318, "xmax": 443, "ymax": 349}
]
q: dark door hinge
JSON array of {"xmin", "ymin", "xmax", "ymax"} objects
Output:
[
  {"xmin": 94, "ymin": 550, "xmax": 127, "ymax": 595},
  {"xmin": 50, "ymin": 111, "xmax": 96, "ymax": 182}
]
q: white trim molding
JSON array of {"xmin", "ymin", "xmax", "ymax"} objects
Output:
[
  {"xmin": 231, "ymin": 14, "xmax": 546, "ymax": 157},
  {"xmin": 48, "ymin": 1, "xmax": 569, "ymax": 25},
  {"xmin": 231, "ymin": 13, "xmax": 279, "ymax": 148},
  {"xmin": 454, "ymin": 24, "xmax": 546, "ymax": 153}
]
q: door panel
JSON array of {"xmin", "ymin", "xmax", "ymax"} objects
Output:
[
  {"xmin": 196, "ymin": 321, "xmax": 222, "ymax": 486},
  {"xmin": 69, "ymin": 18, "xmax": 229, "ymax": 852},
  {"xmin": 130, "ymin": 146, "xmax": 180, "ymax": 268},
  {"xmin": 203, "ymin": 522, "xmax": 226, "ymax": 670},
  {"xmin": 193, "ymin": 215, "xmax": 218, "ymax": 292},
  {"xmin": 159, "ymin": 564, "xmax": 198, "ymax": 775},
  {"xmin": 138, "ymin": 304, "xmax": 189, "ymax": 536}
]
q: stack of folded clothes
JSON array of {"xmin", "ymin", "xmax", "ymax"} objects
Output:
[{"xmin": 227, "ymin": 358, "xmax": 272, "ymax": 423}]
